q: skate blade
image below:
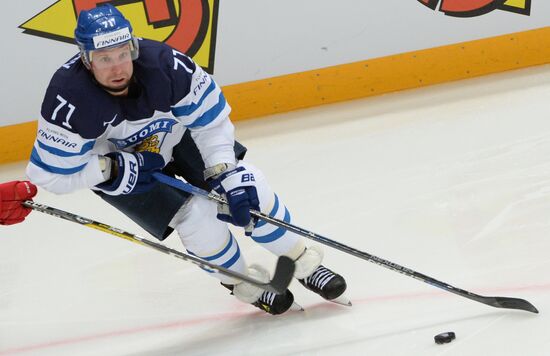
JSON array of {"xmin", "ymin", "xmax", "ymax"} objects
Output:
[
  {"xmin": 290, "ymin": 301, "xmax": 304, "ymax": 311},
  {"xmin": 329, "ymin": 293, "xmax": 352, "ymax": 306}
]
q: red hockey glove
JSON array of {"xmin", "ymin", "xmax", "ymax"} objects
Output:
[{"xmin": 0, "ymin": 181, "xmax": 38, "ymax": 225}]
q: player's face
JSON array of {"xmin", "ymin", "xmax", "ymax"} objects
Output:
[{"xmin": 90, "ymin": 44, "xmax": 134, "ymax": 95}]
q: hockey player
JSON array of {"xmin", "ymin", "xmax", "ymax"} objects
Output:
[
  {"xmin": 0, "ymin": 181, "xmax": 37, "ymax": 225},
  {"xmin": 25, "ymin": 4, "xmax": 348, "ymax": 314}
]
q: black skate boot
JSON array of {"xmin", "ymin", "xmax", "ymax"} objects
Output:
[
  {"xmin": 222, "ymin": 283, "xmax": 298, "ymax": 315},
  {"xmin": 298, "ymin": 265, "xmax": 348, "ymax": 303},
  {"xmin": 252, "ymin": 289, "xmax": 296, "ymax": 315}
]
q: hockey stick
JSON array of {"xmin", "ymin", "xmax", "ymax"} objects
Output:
[
  {"xmin": 154, "ymin": 173, "xmax": 539, "ymax": 314},
  {"xmin": 22, "ymin": 200, "xmax": 294, "ymax": 294}
]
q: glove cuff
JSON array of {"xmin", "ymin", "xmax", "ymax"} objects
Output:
[
  {"xmin": 96, "ymin": 152, "xmax": 138, "ymax": 196},
  {"xmin": 98, "ymin": 155, "xmax": 114, "ymax": 181},
  {"xmin": 204, "ymin": 162, "xmax": 236, "ymax": 181}
]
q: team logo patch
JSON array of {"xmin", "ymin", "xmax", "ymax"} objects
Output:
[
  {"xmin": 135, "ymin": 136, "xmax": 161, "ymax": 154},
  {"xmin": 109, "ymin": 118, "xmax": 177, "ymax": 149},
  {"xmin": 19, "ymin": 0, "xmax": 219, "ymax": 73},
  {"xmin": 417, "ymin": 0, "xmax": 531, "ymax": 17}
]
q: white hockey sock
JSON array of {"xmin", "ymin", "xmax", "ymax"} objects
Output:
[{"xmin": 250, "ymin": 193, "xmax": 306, "ymax": 259}]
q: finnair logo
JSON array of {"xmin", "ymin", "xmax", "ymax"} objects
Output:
[
  {"xmin": 38, "ymin": 129, "xmax": 77, "ymax": 148},
  {"xmin": 93, "ymin": 28, "xmax": 131, "ymax": 49},
  {"xmin": 109, "ymin": 119, "xmax": 177, "ymax": 149}
]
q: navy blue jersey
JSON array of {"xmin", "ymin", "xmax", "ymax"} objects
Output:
[{"xmin": 27, "ymin": 39, "xmax": 236, "ymax": 194}]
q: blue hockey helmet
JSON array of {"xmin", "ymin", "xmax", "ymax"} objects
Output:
[{"xmin": 74, "ymin": 4, "xmax": 139, "ymax": 67}]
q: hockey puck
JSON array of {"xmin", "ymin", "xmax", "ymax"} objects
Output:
[{"xmin": 434, "ymin": 332, "xmax": 456, "ymax": 344}]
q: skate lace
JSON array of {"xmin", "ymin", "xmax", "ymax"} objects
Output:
[
  {"xmin": 304, "ymin": 266, "xmax": 335, "ymax": 290},
  {"xmin": 258, "ymin": 291, "xmax": 277, "ymax": 306}
]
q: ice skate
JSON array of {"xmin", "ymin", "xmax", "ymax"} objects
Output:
[
  {"xmin": 298, "ymin": 265, "xmax": 351, "ymax": 306},
  {"xmin": 223, "ymin": 264, "xmax": 303, "ymax": 315},
  {"xmin": 294, "ymin": 245, "xmax": 351, "ymax": 306},
  {"xmin": 252, "ymin": 289, "xmax": 303, "ymax": 315}
]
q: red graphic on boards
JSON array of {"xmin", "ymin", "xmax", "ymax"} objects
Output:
[
  {"xmin": 417, "ymin": 0, "xmax": 531, "ymax": 17},
  {"xmin": 74, "ymin": 0, "xmax": 172, "ymax": 23}
]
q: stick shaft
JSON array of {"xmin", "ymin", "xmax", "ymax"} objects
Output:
[
  {"xmin": 23, "ymin": 200, "xmax": 292, "ymax": 294},
  {"xmin": 153, "ymin": 173, "xmax": 539, "ymax": 313}
]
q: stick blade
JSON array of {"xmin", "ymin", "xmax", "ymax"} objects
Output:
[
  {"xmin": 491, "ymin": 297, "xmax": 539, "ymax": 314},
  {"xmin": 268, "ymin": 256, "xmax": 295, "ymax": 294}
]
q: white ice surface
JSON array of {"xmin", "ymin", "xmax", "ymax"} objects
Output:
[{"xmin": 1, "ymin": 65, "xmax": 550, "ymax": 355}]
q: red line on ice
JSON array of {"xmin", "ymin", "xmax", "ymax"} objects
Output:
[{"xmin": 1, "ymin": 282, "xmax": 548, "ymax": 355}]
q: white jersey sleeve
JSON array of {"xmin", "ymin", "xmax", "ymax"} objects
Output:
[
  {"xmin": 169, "ymin": 51, "xmax": 236, "ymax": 168},
  {"xmin": 26, "ymin": 118, "xmax": 106, "ymax": 194}
]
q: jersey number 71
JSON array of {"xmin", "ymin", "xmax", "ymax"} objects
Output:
[{"xmin": 51, "ymin": 94, "xmax": 76, "ymax": 130}]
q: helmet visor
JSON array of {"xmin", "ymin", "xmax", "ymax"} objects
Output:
[{"xmin": 89, "ymin": 42, "xmax": 137, "ymax": 70}]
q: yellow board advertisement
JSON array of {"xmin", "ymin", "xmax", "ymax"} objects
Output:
[{"xmin": 20, "ymin": 0, "xmax": 219, "ymax": 73}]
